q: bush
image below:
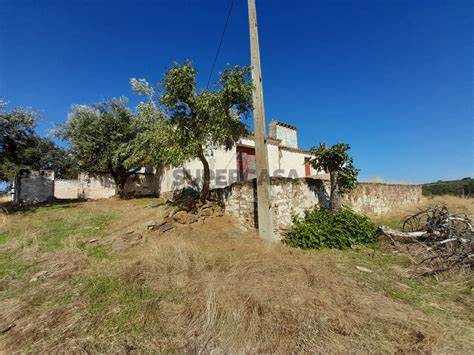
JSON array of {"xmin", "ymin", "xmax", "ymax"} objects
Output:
[{"xmin": 285, "ymin": 207, "xmax": 377, "ymax": 250}]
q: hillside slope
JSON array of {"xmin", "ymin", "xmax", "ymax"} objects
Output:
[
  {"xmin": 423, "ymin": 177, "xmax": 473, "ymax": 197},
  {"xmin": 0, "ymin": 198, "xmax": 472, "ymax": 352}
]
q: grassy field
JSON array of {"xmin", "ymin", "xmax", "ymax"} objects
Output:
[{"xmin": 0, "ymin": 196, "xmax": 472, "ymax": 352}]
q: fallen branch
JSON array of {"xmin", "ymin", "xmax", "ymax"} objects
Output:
[
  {"xmin": 377, "ymin": 205, "xmax": 473, "ymax": 276},
  {"xmin": 377, "ymin": 226, "xmax": 428, "ymax": 239}
]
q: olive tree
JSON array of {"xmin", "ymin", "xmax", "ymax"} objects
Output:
[
  {"xmin": 309, "ymin": 143, "xmax": 359, "ymax": 211},
  {"xmin": 131, "ymin": 61, "xmax": 253, "ymax": 201},
  {"xmin": 0, "ymin": 100, "xmax": 75, "ymax": 183},
  {"xmin": 58, "ymin": 98, "xmax": 137, "ymax": 197}
]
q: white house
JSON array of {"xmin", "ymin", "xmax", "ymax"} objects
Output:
[
  {"xmin": 14, "ymin": 121, "xmax": 322, "ymax": 203},
  {"xmin": 158, "ymin": 120, "xmax": 320, "ymax": 194}
]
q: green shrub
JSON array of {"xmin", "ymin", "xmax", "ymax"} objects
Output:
[{"xmin": 285, "ymin": 207, "xmax": 377, "ymax": 250}]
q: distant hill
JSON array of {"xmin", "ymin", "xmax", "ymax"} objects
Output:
[{"xmin": 423, "ymin": 177, "xmax": 473, "ymax": 197}]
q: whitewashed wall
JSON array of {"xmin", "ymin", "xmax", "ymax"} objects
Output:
[
  {"xmin": 78, "ymin": 173, "xmax": 116, "ymax": 199},
  {"xmin": 158, "ymin": 137, "xmax": 318, "ymax": 194},
  {"xmin": 77, "ymin": 173, "xmax": 161, "ymax": 199},
  {"xmin": 54, "ymin": 179, "xmax": 79, "ymax": 199}
]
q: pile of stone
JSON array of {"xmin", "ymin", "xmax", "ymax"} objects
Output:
[{"xmin": 147, "ymin": 201, "xmax": 225, "ymax": 235}]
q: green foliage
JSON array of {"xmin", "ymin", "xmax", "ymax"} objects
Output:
[
  {"xmin": 423, "ymin": 178, "xmax": 473, "ymax": 197},
  {"xmin": 0, "ymin": 100, "xmax": 74, "ymax": 182},
  {"xmin": 58, "ymin": 98, "xmax": 137, "ymax": 196},
  {"xmin": 130, "ymin": 61, "xmax": 253, "ymax": 200},
  {"xmin": 125, "ymin": 98, "xmax": 189, "ymax": 168},
  {"xmin": 310, "ymin": 143, "xmax": 359, "ymax": 193},
  {"xmin": 285, "ymin": 207, "xmax": 377, "ymax": 250}
]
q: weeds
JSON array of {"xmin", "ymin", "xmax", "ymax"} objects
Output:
[{"xmin": 81, "ymin": 274, "xmax": 160, "ymax": 333}]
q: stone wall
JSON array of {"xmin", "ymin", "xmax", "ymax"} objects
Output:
[
  {"xmin": 211, "ymin": 177, "xmax": 422, "ymax": 239},
  {"xmin": 78, "ymin": 173, "xmax": 160, "ymax": 199},
  {"xmin": 14, "ymin": 171, "xmax": 161, "ymax": 204},
  {"xmin": 124, "ymin": 173, "xmax": 160, "ymax": 197},
  {"xmin": 343, "ymin": 182, "xmax": 422, "ymax": 215},
  {"xmin": 54, "ymin": 179, "xmax": 79, "ymax": 199},
  {"xmin": 14, "ymin": 170, "xmax": 55, "ymax": 205},
  {"xmin": 78, "ymin": 173, "xmax": 116, "ymax": 199}
]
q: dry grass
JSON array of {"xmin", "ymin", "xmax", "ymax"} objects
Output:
[
  {"xmin": 0, "ymin": 196, "xmax": 472, "ymax": 352},
  {"xmin": 370, "ymin": 195, "xmax": 474, "ymax": 228}
]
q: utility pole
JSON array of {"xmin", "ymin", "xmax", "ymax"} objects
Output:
[{"xmin": 248, "ymin": 0, "xmax": 274, "ymax": 241}]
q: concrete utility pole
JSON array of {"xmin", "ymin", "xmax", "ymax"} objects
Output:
[{"xmin": 248, "ymin": 0, "xmax": 274, "ymax": 241}]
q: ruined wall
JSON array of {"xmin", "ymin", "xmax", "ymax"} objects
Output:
[
  {"xmin": 14, "ymin": 170, "xmax": 54, "ymax": 205},
  {"xmin": 269, "ymin": 121, "xmax": 298, "ymax": 148},
  {"xmin": 78, "ymin": 173, "xmax": 160, "ymax": 199},
  {"xmin": 124, "ymin": 174, "xmax": 160, "ymax": 197},
  {"xmin": 343, "ymin": 182, "xmax": 422, "ymax": 215},
  {"xmin": 78, "ymin": 173, "xmax": 116, "ymax": 199},
  {"xmin": 54, "ymin": 179, "xmax": 79, "ymax": 199},
  {"xmin": 211, "ymin": 177, "xmax": 422, "ymax": 239}
]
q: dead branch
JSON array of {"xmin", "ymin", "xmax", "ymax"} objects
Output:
[{"xmin": 376, "ymin": 205, "xmax": 473, "ymax": 276}]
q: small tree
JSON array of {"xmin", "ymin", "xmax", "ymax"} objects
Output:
[
  {"xmin": 309, "ymin": 143, "xmax": 359, "ymax": 211},
  {"xmin": 58, "ymin": 98, "xmax": 137, "ymax": 197},
  {"xmin": 131, "ymin": 61, "xmax": 253, "ymax": 202}
]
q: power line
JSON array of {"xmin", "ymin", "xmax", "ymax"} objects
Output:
[{"xmin": 206, "ymin": 0, "xmax": 235, "ymax": 88}]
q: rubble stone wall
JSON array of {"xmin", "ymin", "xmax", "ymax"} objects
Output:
[{"xmin": 211, "ymin": 177, "xmax": 422, "ymax": 239}]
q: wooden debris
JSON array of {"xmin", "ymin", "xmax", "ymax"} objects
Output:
[{"xmin": 377, "ymin": 205, "xmax": 473, "ymax": 276}]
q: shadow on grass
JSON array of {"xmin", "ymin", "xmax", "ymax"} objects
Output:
[{"xmin": 0, "ymin": 198, "xmax": 88, "ymax": 215}]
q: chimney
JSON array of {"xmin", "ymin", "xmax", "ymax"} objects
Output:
[{"xmin": 269, "ymin": 120, "xmax": 298, "ymax": 148}]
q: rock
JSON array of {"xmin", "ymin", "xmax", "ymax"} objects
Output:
[
  {"xmin": 158, "ymin": 223, "xmax": 175, "ymax": 234},
  {"xmin": 201, "ymin": 209, "xmax": 212, "ymax": 217},
  {"xmin": 201, "ymin": 203, "xmax": 211, "ymax": 209},
  {"xmin": 88, "ymin": 238, "xmax": 99, "ymax": 244},
  {"xmin": 168, "ymin": 207, "xmax": 179, "ymax": 218},
  {"xmin": 145, "ymin": 220, "xmax": 158, "ymax": 230},
  {"xmin": 173, "ymin": 210, "xmax": 188, "ymax": 224},
  {"xmin": 0, "ymin": 322, "xmax": 15, "ymax": 334},
  {"xmin": 147, "ymin": 223, "xmax": 158, "ymax": 231},
  {"xmin": 186, "ymin": 214, "xmax": 197, "ymax": 224},
  {"xmin": 355, "ymin": 266, "xmax": 373, "ymax": 273}
]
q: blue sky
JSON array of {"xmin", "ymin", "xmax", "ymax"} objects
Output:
[{"xmin": 1, "ymin": 0, "xmax": 472, "ymax": 183}]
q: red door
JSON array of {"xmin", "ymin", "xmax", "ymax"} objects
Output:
[
  {"xmin": 237, "ymin": 146, "xmax": 256, "ymax": 181},
  {"xmin": 304, "ymin": 158, "xmax": 311, "ymax": 177}
]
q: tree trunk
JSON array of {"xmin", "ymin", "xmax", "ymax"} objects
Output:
[
  {"xmin": 329, "ymin": 170, "xmax": 341, "ymax": 212},
  {"xmin": 111, "ymin": 170, "xmax": 128, "ymax": 199},
  {"xmin": 197, "ymin": 146, "xmax": 210, "ymax": 202}
]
